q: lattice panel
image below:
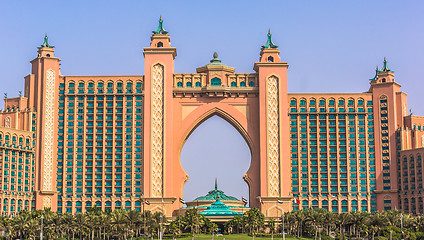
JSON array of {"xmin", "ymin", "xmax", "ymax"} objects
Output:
[
  {"xmin": 43, "ymin": 196, "xmax": 52, "ymax": 208},
  {"xmin": 266, "ymin": 75, "xmax": 280, "ymax": 196},
  {"xmin": 43, "ymin": 69, "xmax": 55, "ymax": 191},
  {"xmin": 151, "ymin": 64, "xmax": 164, "ymax": 197}
]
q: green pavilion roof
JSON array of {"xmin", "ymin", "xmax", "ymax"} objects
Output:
[
  {"xmin": 194, "ymin": 179, "xmax": 240, "ymax": 202},
  {"xmin": 200, "ymin": 199, "xmax": 243, "ymax": 217}
]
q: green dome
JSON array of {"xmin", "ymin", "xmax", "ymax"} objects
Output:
[
  {"xmin": 200, "ymin": 199, "xmax": 243, "ymax": 217},
  {"xmin": 193, "ymin": 179, "xmax": 240, "ymax": 202}
]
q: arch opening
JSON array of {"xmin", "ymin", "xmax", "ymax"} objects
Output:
[{"xmin": 180, "ymin": 115, "xmax": 251, "ymax": 204}]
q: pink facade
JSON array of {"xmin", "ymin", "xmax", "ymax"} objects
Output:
[{"xmin": 0, "ymin": 19, "xmax": 423, "ymax": 216}]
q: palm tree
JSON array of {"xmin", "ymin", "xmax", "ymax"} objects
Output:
[
  {"xmin": 209, "ymin": 222, "xmax": 218, "ymax": 240},
  {"xmin": 74, "ymin": 213, "xmax": 89, "ymax": 240},
  {"xmin": 168, "ymin": 221, "xmax": 180, "ymax": 240},
  {"xmin": 267, "ymin": 218, "xmax": 276, "ymax": 240},
  {"xmin": 126, "ymin": 210, "xmax": 140, "ymax": 239},
  {"xmin": 111, "ymin": 209, "xmax": 128, "ymax": 240},
  {"xmin": 243, "ymin": 208, "xmax": 264, "ymax": 240}
]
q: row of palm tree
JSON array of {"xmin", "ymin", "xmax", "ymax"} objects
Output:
[
  {"xmin": 2, "ymin": 207, "xmax": 424, "ymax": 240},
  {"xmin": 0, "ymin": 207, "xmax": 167, "ymax": 240},
  {"xmin": 224, "ymin": 208, "xmax": 424, "ymax": 240}
]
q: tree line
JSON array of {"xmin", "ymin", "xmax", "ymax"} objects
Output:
[{"xmin": 2, "ymin": 207, "xmax": 424, "ymax": 240}]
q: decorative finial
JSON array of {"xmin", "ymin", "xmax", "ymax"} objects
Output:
[
  {"xmin": 19, "ymin": 91, "xmax": 22, "ymax": 97},
  {"xmin": 210, "ymin": 52, "xmax": 221, "ymax": 63},
  {"xmin": 215, "ymin": 178, "xmax": 218, "ymax": 190},
  {"xmin": 152, "ymin": 16, "xmax": 168, "ymax": 35},
  {"xmin": 3, "ymin": 93, "xmax": 7, "ymax": 99},
  {"xmin": 381, "ymin": 57, "xmax": 392, "ymax": 72},
  {"xmin": 38, "ymin": 33, "xmax": 54, "ymax": 49},
  {"xmin": 261, "ymin": 29, "xmax": 278, "ymax": 49},
  {"xmin": 370, "ymin": 65, "xmax": 381, "ymax": 81}
]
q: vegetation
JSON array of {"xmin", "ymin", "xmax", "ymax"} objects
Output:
[{"xmin": 2, "ymin": 207, "xmax": 424, "ymax": 240}]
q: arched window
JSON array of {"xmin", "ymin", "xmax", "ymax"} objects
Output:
[
  {"xmin": 231, "ymin": 82, "xmax": 237, "ymax": 87},
  {"xmin": 267, "ymin": 56, "xmax": 274, "ymax": 62},
  {"xmin": 240, "ymin": 81, "xmax": 246, "ymax": 87},
  {"xmin": 105, "ymin": 201, "xmax": 112, "ymax": 207},
  {"xmin": 125, "ymin": 201, "xmax": 131, "ymax": 207},
  {"xmin": 66, "ymin": 201, "xmax": 72, "ymax": 207},
  {"xmin": 361, "ymin": 200, "xmax": 367, "ymax": 206},
  {"xmin": 352, "ymin": 200, "xmax": 358, "ymax": 206},
  {"xmin": 177, "ymin": 82, "xmax": 183, "ymax": 87},
  {"xmin": 135, "ymin": 201, "xmax": 141, "ymax": 207},
  {"xmin": 115, "ymin": 201, "xmax": 121, "ymax": 207},
  {"xmin": 95, "ymin": 201, "xmax": 101, "ymax": 207},
  {"xmin": 76, "ymin": 201, "xmax": 82, "ymax": 207},
  {"xmin": 312, "ymin": 200, "xmax": 318, "ymax": 206},
  {"xmin": 302, "ymin": 200, "xmax": 308, "ymax": 206},
  {"xmin": 195, "ymin": 82, "xmax": 201, "ymax": 87},
  {"xmin": 322, "ymin": 200, "xmax": 328, "ymax": 205},
  {"xmin": 157, "ymin": 41, "xmax": 163, "ymax": 47},
  {"xmin": 332, "ymin": 200, "xmax": 338, "ymax": 206},
  {"xmin": 211, "ymin": 77, "xmax": 221, "ymax": 86},
  {"xmin": 86, "ymin": 201, "xmax": 92, "ymax": 207},
  {"xmin": 186, "ymin": 82, "xmax": 192, "ymax": 87},
  {"xmin": 248, "ymin": 81, "xmax": 255, "ymax": 87},
  {"xmin": 342, "ymin": 200, "xmax": 348, "ymax": 206}
]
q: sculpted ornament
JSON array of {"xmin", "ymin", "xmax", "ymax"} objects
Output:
[
  {"xmin": 4, "ymin": 117, "xmax": 10, "ymax": 128},
  {"xmin": 266, "ymin": 75, "xmax": 280, "ymax": 196},
  {"xmin": 43, "ymin": 69, "xmax": 55, "ymax": 191},
  {"xmin": 151, "ymin": 64, "xmax": 164, "ymax": 197}
]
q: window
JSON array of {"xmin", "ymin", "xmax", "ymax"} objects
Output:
[
  {"xmin": 177, "ymin": 82, "xmax": 183, "ymax": 87},
  {"xmin": 195, "ymin": 82, "xmax": 201, "ymax": 87},
  {"xmin": 249, "ymin": 81, "xmax": 255, "ymax": 87},
  {"xmin": 211, "ymin": 77, "xmax": 221, "ymax": 86},
  {"xmin": 231, "ymin": 82, "xmax": 237, "ymax": 87}
]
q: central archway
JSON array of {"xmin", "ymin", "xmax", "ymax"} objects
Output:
[{"xmin": 180, "ymin": 115, "xmax": 251, "ymax": 204}]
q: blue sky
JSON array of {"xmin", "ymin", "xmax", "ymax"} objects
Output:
[{"xmin": 1, "ymin": 1, "xmax": 423, "ymax": 202}]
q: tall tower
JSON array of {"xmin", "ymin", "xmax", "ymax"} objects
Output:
[
  {"xmin": 25, "ymin": 35, "xmax": 61, "ymax": 210},
  {"xmin": 369, "ymin": 58, "xmax": 407, "ymax": 211},
  {"xmin": 143, "ymin": 17, "xmax": 177, "ymax": 212},
  {"xmin": 253, "ymin": 30, "xmax": 291, "ymax": 212}
]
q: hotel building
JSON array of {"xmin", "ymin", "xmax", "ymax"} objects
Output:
[{"xmin": 0, "ymin": 19, "xmax": 423, "ymax": 216}]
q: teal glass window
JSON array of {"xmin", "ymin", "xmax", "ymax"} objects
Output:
[
  {"xmin": 211, "ymin": 77, "xmax": 221, "ymax": 86},
  {"xmin": 195, "ymin": 81, "xmax": 201, "ymax": 87},
  {"xmin": 231, "ymin": 82, "xmax": 236, "ymax": 87},
  {"xmin": 186, "ymin": 82, "xmax": 192, "ymax": 87},
  {"xmin": 177, "ymin": 82, "xmax": 183, "ymax": 87},
  {"xmin": 240, "ymin": 81, "xmax": 246, "ymax": 87},
  {"xmin": 248, "ymin": 81, "xmax": 255, "ymax": 87}
]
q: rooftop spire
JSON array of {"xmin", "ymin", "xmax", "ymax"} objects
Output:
[
  {"xmin": 381, "ymin": 57, "xmax": 392, "ymax": 72},
  {"xmin": 38, "ymin": 33, "xmax": 54, "ymax": 49},
  {"xmin": 210, "ymin": 52, "xmax": 221, "ymax": 63},
  {"xmin": 215, "ymin": 178, "xmax": 218, "ymax": 190},
  {"xmin": 261, "ymin": 28, "xmax": 278, "ymax": 49},
  {"xmin": 152, "ymin": 16, "xmax": 168, "ymax": 35},
  {"xmin": 370, "ymin": 65, "xmax": 381, "ymax": 81}
]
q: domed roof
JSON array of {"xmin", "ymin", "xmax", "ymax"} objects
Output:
[
  {"xmin": 193, "ymin": 179, "xmax": 240, "ymax": 202},
  {"xmin": 200, "ymin": 199, "xmax": 243, "ymax": 217}
]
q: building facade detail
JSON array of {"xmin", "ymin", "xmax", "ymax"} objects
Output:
[
  {"xmin": 43, "ymin": 69, "xmax": 55, "ymax": 192},
  {"xmin": 151, "ymin": 64, "xmax": 164, "ymax": 197},
  {"xmin": 266, "ymin": 75, "xmax": 280, "ymax": 197}
]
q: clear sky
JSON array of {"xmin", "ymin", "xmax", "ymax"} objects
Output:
[{"xmin": 1, "ymin": 1, "xmax": 423, "ymax": 203}]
